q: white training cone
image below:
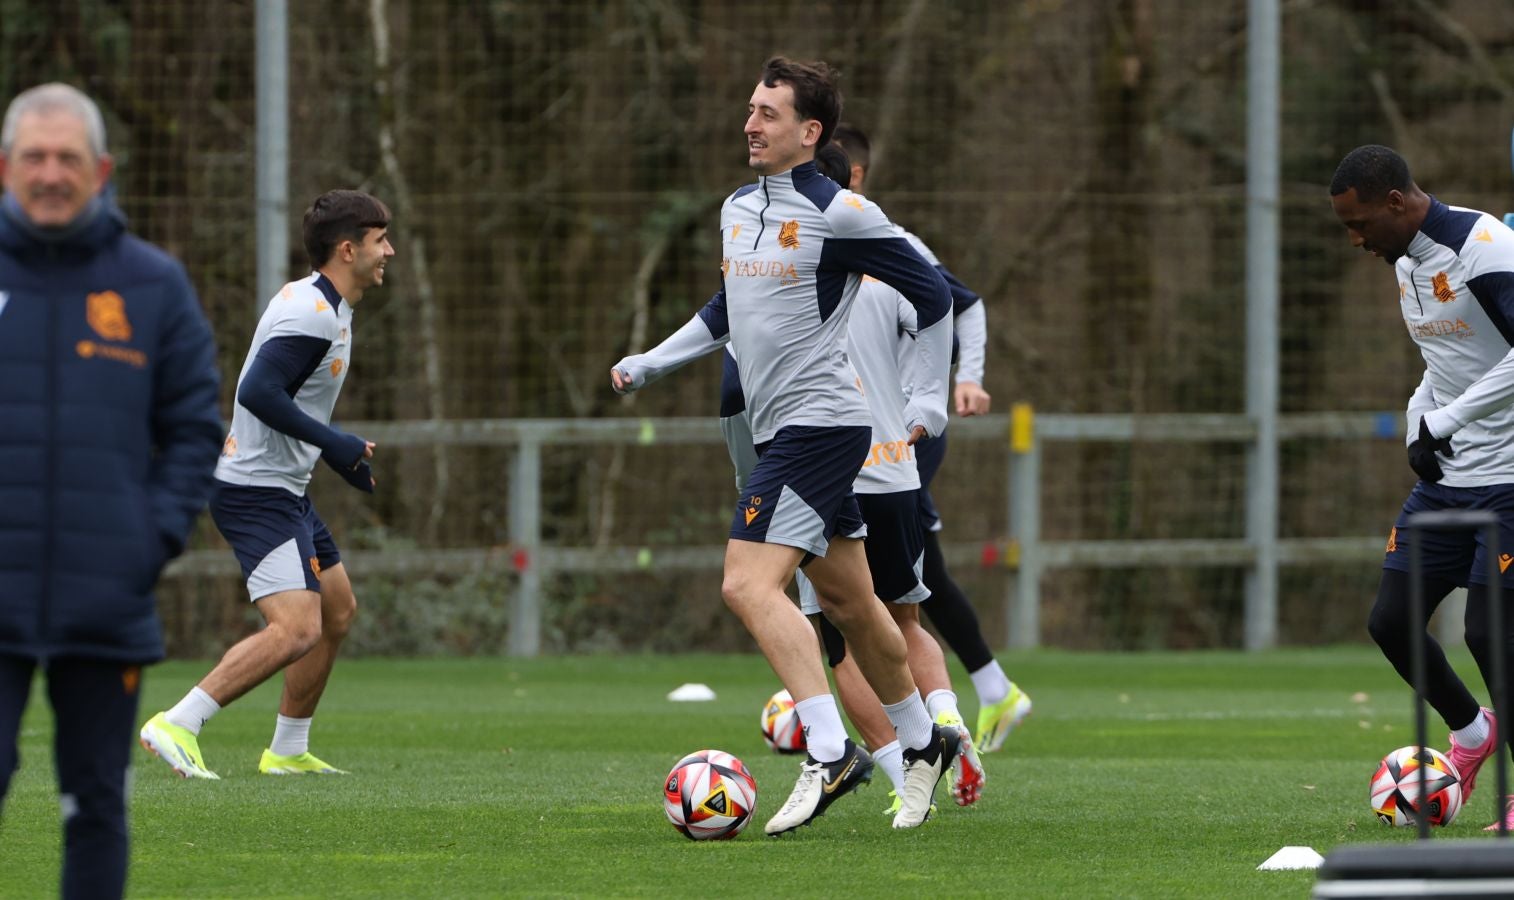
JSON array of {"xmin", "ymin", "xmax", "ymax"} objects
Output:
[
  {"xmin": 1257, "ymin": 846, "xmax": 1324, "ymax": 870},
  {"xmin": 666, "ymin": 683, "xmax": 717, "ymax": 702}
]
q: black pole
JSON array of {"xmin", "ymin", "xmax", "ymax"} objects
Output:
[
  {"xmin": 1410, "ymin": 522, "xmax": 1430, "ymax": 841},
  {"xmin": 1485, "ymin": 519, "xmax": 1508, "ymax": 838}
]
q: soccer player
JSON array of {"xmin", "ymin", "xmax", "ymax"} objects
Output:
[
  {"xmin": 613, "ymin": 57, "xmax": 959, "ymax": 834},
  {"xmin": 831, "ymin": 123, "xmax": 1032, "ymax": 752},
  {"xmin": 139, "ymin": 190, "xmax": 392, "ymax": 779},
  {"xmin": 0, "ymin": 82, "xmax": 222, "ymax": 900},
  {"xmin": 1330, "ymin": 144, "xmax": 1514, "ymax": 831}
]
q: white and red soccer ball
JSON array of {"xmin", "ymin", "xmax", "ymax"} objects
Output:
[
  {"xmin": 663, "ymin": 749, "xmax": 757, "ymax": 840},
  {"xmin": 1370, "ymin": 745, "xmax": 1464, "ymax": 827},
  {"xmin": 760, "ymin": 689, "xmax": 805, "ymax": 754}
]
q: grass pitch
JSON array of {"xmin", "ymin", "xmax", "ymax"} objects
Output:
[{"xmin": 4, "ymin": 648, "xmax": 1507, "ymax": 898}]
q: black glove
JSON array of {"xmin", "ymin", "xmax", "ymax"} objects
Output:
[
  {"xmin": 1407, "ymin": 417, "xmax": 1454, "ymax": 483},
  {"xmin": 321, "ymin": 432, "xmax": 375, "ymax": 493}
]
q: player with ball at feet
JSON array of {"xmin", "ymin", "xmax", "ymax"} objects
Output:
[{"xmin": 1331, "ymin": 145, "xmax": 1514, "ymax": 831}]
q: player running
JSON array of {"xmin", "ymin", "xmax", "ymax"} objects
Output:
[
  {"xmin": 612, "ymin": 57, "xmax": 959, "ymax": 834},
  {"xmin": 1330, "ymin": 144, "xmax": 1514, "ymax": 831},
  {"xmin": 831, "ymin": 123, "xmax": 1032, "ymax": 752},
  {"xmin": 139, "ymin": 190, "xmax": 392, "ymax": 779}
]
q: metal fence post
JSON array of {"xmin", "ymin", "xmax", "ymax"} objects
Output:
[
  {"xmin": 1008, "ymin": 403, "xmax": 1041, "ymax": 649},
  {"xmin": 254, "ymin": 0, "xmax": 288, "ymax": 318},
  {"xmin": 508, "ymin": 437, "xmax": 542, "ymax": 657}
]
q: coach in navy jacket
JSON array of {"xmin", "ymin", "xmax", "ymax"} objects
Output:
[{"xmin": 0, "ymin": 84, "xmax": 220, "ymax": 900}]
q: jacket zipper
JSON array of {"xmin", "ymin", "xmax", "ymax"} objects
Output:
[
  {"xmin": 752, "ymin": 178, "xmax": 771, "ymax": 251},
  {"xmin": 39, "ymin": 277, "xmax": 57, "ymax": 655}
]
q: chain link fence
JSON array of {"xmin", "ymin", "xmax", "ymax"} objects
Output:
[{"xmin": 4, "ymin": 0, "xmax": 1513, "ymax": 652}]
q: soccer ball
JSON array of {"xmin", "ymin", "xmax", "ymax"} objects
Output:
[
  {"xmin": 663, "ymin": 749, "xmax": 757, "ymax": 840},
  {"xmin": 1370, "ymin": 745, "xmax": 1464, "ymax": 827},
  {"xmin": 760, "ymin": 689, "xmax": 806, "ymax": 754}
]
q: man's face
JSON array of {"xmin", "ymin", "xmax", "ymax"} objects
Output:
[
  {"xmin": 745, "ymin": 81, "xmax": 817, "ymax": 175},
  {"xmin": 1331, "ymin": 187, "xmax": 1411, "ymax": 265},
  {"xmin": 0, "ymin": 110, "xmax": 112, "ymax": 227},
  {"xmin": 348, "ymin": 226, "xmax": 394, "ymax": 289}
]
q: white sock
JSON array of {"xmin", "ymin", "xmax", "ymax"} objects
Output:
[
  {"xmin": 969, "ymin": 660, "xmax": 1011, "ymax": 707},
  {"xmin": 270, "ymin": 715, "xmax": 312, "ymax": 757},
  {"xmin": 882, "ymin": 689, "xmax": 933, "ymax": 751},
  {"xmin": 165, "ymin": 687, "xmax": 221, "ymax": 736},
  {"xmin": 873, "ymin": 740, "xmax": 905, "ymax": 793},
  {"xmin": 792, "ymin": 694, "xmax": 848, "ymax": 763},
  {"xmin": 924, "ymin": 688, "xmax": 959, "ymax": 722},
  {"xmin": 1453, "ymin": 710, "xmax": 1491, "ymax": 748}
]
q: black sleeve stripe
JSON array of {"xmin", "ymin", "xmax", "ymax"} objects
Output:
[
  {"xmin": 253, "ymin": 335, "xmax": 333, "ymax": 397},
  {"xmin": 1467, "ymin": 272, "xmax": 1514, "ymax": 347}
]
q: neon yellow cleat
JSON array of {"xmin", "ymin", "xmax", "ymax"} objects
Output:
[
  {"xmin": 138, "ymin": 712, "xmax": 219, "ymax": 780},
  {"xmin": 258, "ymin": 749, "xmax": 349, "ymax": 775},
  {"xmin": 975, "ymin": 682, "xmax": 1032, "ymax": 754}
]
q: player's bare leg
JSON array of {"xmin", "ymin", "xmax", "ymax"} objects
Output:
[
  {"xmin": 279, "ymin": 563, "xmax": 357, "ymax": 718},
  {"xmin": 199, "ymin": 590, "xmax": 322, "ymax": 706},
  {"xmin": 721, "ymin": 540, "xmax": 829, "ymax": 700},
  {"xmin": 259, "ymin": 565, "xmax": 357, "ymax": 774},
  {"xmin": 140, "ymin": 590, "xmax": 320, "ymax": 778},
  {"xmin": 807, "ymin": 536, "xmax": 956, "ymax": 828},
  {"xmin": 804, "ymin": 537, "xmax": 912, "ymax": 703}
]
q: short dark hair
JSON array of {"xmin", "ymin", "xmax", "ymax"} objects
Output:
[
  {"xmin": 302, "ymin": 190, "xmax": 391, "ymax": 268},
  {"xmin": 760, "ymin": 57, "xmax": 842, "ymax": 149},
  {"xmin": 814, "ymin": 142, "xmax": 852, "ymax": 187},
  {"xmin": 832, "ymin": 122, "xmax": 870, "ymax": 171},
  {"xmin": 1329, "ymin": 145, "xmax": 1412, "ymax": 203}
]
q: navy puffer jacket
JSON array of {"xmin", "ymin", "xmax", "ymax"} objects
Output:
[{"xmin": 0, "ymin": 194, "xmax": 222, "ymax": 662}]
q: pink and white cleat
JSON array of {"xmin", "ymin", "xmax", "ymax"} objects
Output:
[{"xmin": 1447, "ymin": 707, "xmax": 1498, "ymax": 802}]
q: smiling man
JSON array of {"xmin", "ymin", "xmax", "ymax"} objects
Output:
[
  {"xmin": 613, "ymin": 57, "xmax": 959, "ymax": 833},
  {"xmin": 140, "ymin": 190, "xmax": 392, "ymax": 781},
  {"xmin": 0, "ymin": 83, "xmax": 222, "ymax": 899},
  {"xmin": 1331, "ymin": 144, "xmax": 1514, "ymax": 831}
]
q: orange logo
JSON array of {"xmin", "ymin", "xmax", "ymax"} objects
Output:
[
  {"xmin": 310, "ymin": 556, "xmax": 322, "ymax": 578},
  {"xmin": 76, "ymin": 340, "xmax": 147, "ymax": 368},
  {"xmin": 844, "ymin": 196, "xmax": 864, "ymax": 210},
  {"xmin": 721, "ymin": 257, "xmax": 730, "ymax": 277},
  {"xmin": 731, "ymin": 224, "xmax": 742, "ymax": 240},
  {"xmin": 744, "ymin": 495, "xmax": 762, "ymax": 527},
  {"xmin": 280, "ymin": 285, "xmax": 294, "ymax": 300},
  {"xmin": 778, "ymin": 220, "xmax": 800, "ymax": 250},
  {"xmin": 87, "ymin": 290, "xmax": 131, "ymax": 341},
  {"xmin": 331, "ymin": 358, "xmax": 344, "ymax": 377},
  {"xmin": 1431, "ymin": 272, "xmax": 1455, "ymax": 304},
  {"xmin": 1475, "ymin": 227, "xmax": 1493, "ymax": 243},
  {"xmin": 315, "ymin": 299, "xmax": 330, "ymax": 313},
  {"xmin": 122, "ymin": 666, "xmax": 140, "ymax": 696},
  {"xmin": 221, "ymin": 434, "xmax": 238, "ymax": 458},
  {"xmin": 1385, "ymin": 527, "xmax": 1398, "ymax": 555},
  {"xmin": 1501, "ymin": 554, "xmax": 1512, "ymax": 574}
]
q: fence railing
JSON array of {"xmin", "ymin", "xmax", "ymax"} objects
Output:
[{"xmin": 165, "ymin": 411, "xmax": 1399, "ymax": 655}]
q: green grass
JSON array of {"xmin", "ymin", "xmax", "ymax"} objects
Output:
[{"xmin": 3, "ymin": 649, "xmax": 1507, "ymax": 898}]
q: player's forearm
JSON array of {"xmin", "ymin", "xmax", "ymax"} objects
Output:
[
  {"xmin": 903, "ymin": 315, "xmax": 952, "ymax": 438},
  {"xmin": 953, "ymin": 300, "xmax": 987, "ymax": 386},
  {"xmin": 1425, "ymin": 348, "xmax": 1514, "ymax": 438},
  {"xmin": 613, "ymin": 312, "xmax": 728, "ymax": 392}
]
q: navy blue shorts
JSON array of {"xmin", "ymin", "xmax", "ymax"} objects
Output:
[
  {"xmin": 858, "ymin": 491, "xmax": 929, "ymax": 604},
  {"xmin": 1383, "ymin": 481, "xmax": 1514, "ymax": 589},
  {"xmin": 797, "ymin": 489, "xmax": 930, "ymax": 612},
  {"xmin": 210, "ymin": 482, "xmax": 340, "ymax": 600},
  {"xmin": 914, "ymin": 430, "xmax": 947, "ymax": 531},
  {"xmin": 731, "ymin": 425, "xmax": 870, "ymax": 557}
]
